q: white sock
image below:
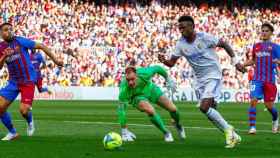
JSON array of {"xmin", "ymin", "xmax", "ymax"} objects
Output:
[{"xmin": 206, "ymin": 107, "xmax": 230, "ymax": 131}]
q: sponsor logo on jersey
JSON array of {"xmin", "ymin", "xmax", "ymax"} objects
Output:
[{"xmin": 256, "ymin": 51, "xmax": 270, "ymax": 57}]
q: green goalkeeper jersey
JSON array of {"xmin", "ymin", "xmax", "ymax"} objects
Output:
[{"xmin": 118, "ymin": 65, "xmax": 168, "ymax": 106}]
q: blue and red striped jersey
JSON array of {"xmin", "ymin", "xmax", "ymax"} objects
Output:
[
  {"xmin": 30, "ymin": 51, "xmax": 45, "ymax": 79},
  {"xmin": 0, "ymin": 36, "xmax": 37, "ymax": 83},
  {"xmin": 252, "ymin": 41, "xmax": 280, "ymax": 83}
]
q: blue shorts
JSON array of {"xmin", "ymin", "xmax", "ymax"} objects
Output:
[
  {"xmin": 0, "ymin": 80, "xmax": 35, "ymax": 104},
  {"xmin": 250, "ymin": 80, "xmax": 277, "ymax": 102}
]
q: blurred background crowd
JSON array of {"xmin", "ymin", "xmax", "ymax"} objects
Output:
[{"xmin": 1, "ymin": 0, "xmax": 280, "ymax": 89}]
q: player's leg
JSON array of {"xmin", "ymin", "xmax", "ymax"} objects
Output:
[
  {"xmin": 37, "ymin": 78, "xmax": 51, "ymax": 94},
  {"xmin": 19, "ymin": 83, "xmax": 35, "ymax": 136},
  {"xmin": 157, "ymin": 95, "xmax": 185, "ymax": 139},
  {"xmin": 248, "ymin": 80, "xmax": 263, "ymax": 134},
  {"xmin": 136, "ymin": 98, "xmax": 173, "ymax": 142},
  {"xmin": 199, "ymin": 79, "xmax": 240, "ymax": 148},
  {"xmin": 263, "ymin": 82, "xmax": 278, "ymax": 133},
  {"xmin": 0, "ymin": 81, "xmax": 20, "ymax": 140},
  {"xmin": 149, "ymin": 84, "xmax": 185, "ymax": 139}
]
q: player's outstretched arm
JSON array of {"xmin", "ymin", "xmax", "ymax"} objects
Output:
[
  {"xmin": 149, "ymin": 65, "xmax": 169, "ymax": 79},
  {"xmin": 34, "ymin": 43, "xmax": 63, "ymax": 66},
  {"xmin": 158, "ymin": 54, "xmax": 178, "ymax": 67},
  {"xmin": 217, "ymin": 40, "xmax": 246, "ymax": 73},
  {"xmin": 117, "ymin": 102, "xmax": 136, "ymax": 141},
  {"xmin": 149, "ymin": 65, "xmax": 177, "ymax": 92}
]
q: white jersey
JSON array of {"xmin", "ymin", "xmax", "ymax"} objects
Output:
[{"xmin": 172, "ymin": 32, "xmax": 222, "ymax": 82}]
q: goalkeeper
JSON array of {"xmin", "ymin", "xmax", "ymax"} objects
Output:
[{"xmin": 117, "ymin": 65, "xmax": 185, "ymax": 142}]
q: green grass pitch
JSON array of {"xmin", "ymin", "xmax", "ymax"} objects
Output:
[{"xmin": 0, "ymin": 100, "xmax": 279, "ymax": 158}]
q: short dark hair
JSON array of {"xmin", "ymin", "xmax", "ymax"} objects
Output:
[
  {"xmin": 261, "ymin": 22, "xmax": 274, "ymax": 32},
  {"xmin": 0, "ymin": 22, "xmax": 12, "ymax": 30},
  {"xmin": 178, "ymin": 15, "xmax": 194, "ymax": 25},
  {"xmin": 125, "ymin": 66, "xmax": 136, "ymax": 74}
]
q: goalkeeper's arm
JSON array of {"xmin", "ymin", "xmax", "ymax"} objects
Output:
[
  {"xmin": 117, "ymin": 102, "xmax": 136, "ymax": 141},
  {"xmin": 149, "ymin": 65, "xmax": 169, "ymax": 80},
  {"xmin": 149, "ymin": 65, "xmax": 176, "ymax": 92}
]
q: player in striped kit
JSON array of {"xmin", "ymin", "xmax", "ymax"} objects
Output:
[
  {"xmin": 242, "ymin": 23, "xmax": 280, "ymax": 134},
  {"xmin": 0, "ymin": 23, "xmax": 63, "ymax": 140}
]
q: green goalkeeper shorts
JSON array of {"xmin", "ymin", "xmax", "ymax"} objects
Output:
[{"xmin": 131, "ymin": 83, "xmax": 164, "ymax": 108}]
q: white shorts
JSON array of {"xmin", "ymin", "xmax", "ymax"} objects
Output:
[{"xmin": 195, "ymin": 78, "xmax": 221, "ymax": 102}]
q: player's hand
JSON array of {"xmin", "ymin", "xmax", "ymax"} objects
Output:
[
  {"xmin": 158, "ymin": 53, "xmax": 166, "ymax": 63},
  {"xmin": 121, "ymin": 128, "xmax": 136, "ymax": 142},
  {"xmin": 54, "ymin": 60, "xmax": 64, "ymax": 67},
  {"xmin": 235, "ymin": 63, "xmax": 246, "ymax": 73},
  {"xmin": 3, "ymin": 48, "xmax": 13, "ymax": 57},
  {"xmin": 166, "ymin": 78, "xmax": 177, "ymax": 93}
]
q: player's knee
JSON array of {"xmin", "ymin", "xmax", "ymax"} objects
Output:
[
  {"xmin": 199, "ymin": 106, "xmax": 209, "ymax": 113},
  {"xmin": 138, "ymin": 102, "xmax": 155, "ymax": 115},
  {"xmin": 199, "ymin": 99, "xmax": 213, "ymax": 113},
  {"xmin": 144, "ymin": 107, "xmax": 155, "ymax": 115},
  {"xmin": 143, "ymin": 106, "xmax": 155, "ymax": 115},
  {"xmin": 19, "ymin": 104, "xmax": 30, "ymax": 116},
  {"xmin": 250, "ymin": 99, "xmax": 258, "ymax": 107},
  {"xmin": 0, "ymin": 96, "xmax": 10, "ymax": 114},
  {"xmin": 264, "ymin": 102, "xmax": 274, "ymax": 110}
]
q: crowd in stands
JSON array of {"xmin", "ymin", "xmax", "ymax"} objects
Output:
[{"xmin": 1, "ymin": 0, "xmax": 280, "ymax": 89}]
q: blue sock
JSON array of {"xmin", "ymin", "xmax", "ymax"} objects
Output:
[
  {"xmin": 268, "ymin": 106, "xmax": 278, "ymax": 121},
  {"xmin": 248, "ymin": 106, "xmax": 256, "ymax": 128},
  {"xmin": 1, "ymin": 112, "xmax": 16, "ymax": 134},
  {"xmin": 26, "ymin": 111, "xmax": 33, "ymax": 125}
]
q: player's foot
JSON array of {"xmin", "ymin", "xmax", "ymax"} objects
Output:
[
  {"xmin": 164, "ymin": 132, "xmax": 174, "ymax": 142},
  {"xmin": 272, "ymin": 119, "xmax": 279, "ymax": 134},
  {"xmin": 233, "ymin": 131, "xmax": 242, "ymax": 144},
  {"xmin": 27, "ymin": 121, "xmax": 35, "ymax": 136},
  {"xmin": 1, "ymin": 132, "xmax": 19, "ymax": 141},
  {"xmin": 173, "ymin": 124, "xmax": 186, "ymax": 139},
  {"xmin": 248, "ymin": 127, "xmax": 257, "ymax": 134},
  {"xmin": 224, "ymin": 126, "xmax": 240, "ymax": 148}
]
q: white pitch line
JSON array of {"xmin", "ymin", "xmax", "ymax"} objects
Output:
[
  {"xmin": 13, "ymin": 119, "xmax": 274, "ymax": 133},
  {"xmin": 62, "ymin": 120, "xmax": 274, "ymax": 133}
]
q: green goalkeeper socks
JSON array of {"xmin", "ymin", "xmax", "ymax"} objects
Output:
[
  {"xmin": 149, "ymin": 113, "xmax": 168, "ymax": 134},
  {"xmin": 170, "ymin": 110, "xmax": 181, "ymax": 128}
]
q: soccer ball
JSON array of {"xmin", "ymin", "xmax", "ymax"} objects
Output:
[{"xmin": 103, "ymin": 132, "xmax": 122, "ymax": 150}]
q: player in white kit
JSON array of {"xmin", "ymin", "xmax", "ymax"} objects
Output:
[{"xmin": 158, "ymin": 15, "xmax": 245, "ymax": 148}]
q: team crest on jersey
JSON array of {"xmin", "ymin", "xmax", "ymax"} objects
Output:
[
  {"xmin": 255, "ymin": 44, "xmax": 262, "ymax": 52},
  {"xmin": 268, "ymin": 46, "xmax": 273, "ymax": 51}
]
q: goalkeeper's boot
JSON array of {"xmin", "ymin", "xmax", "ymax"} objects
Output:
[{"xmin": 164, "ymin": 132, "xmax": 174, "ymax": 142}]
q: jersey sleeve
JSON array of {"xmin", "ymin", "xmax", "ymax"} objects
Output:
[
  {"xmin": 147, "ymin": 65, "xmax": 168, "ymax": 79},
  {"xmin": 203, "ymin": 32, "xmax": 219, "ymax": 47},
  {"xmin": 16, "ymin": 36, "xmax": 36, "ymax": 49},
  {"xmin": 273, "ymin": 44, "xmax": 280, "ymax": 59}
]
